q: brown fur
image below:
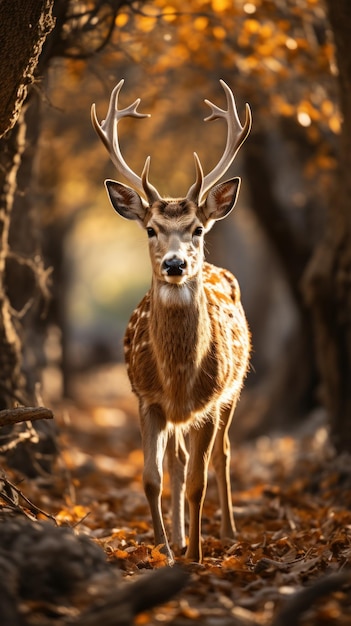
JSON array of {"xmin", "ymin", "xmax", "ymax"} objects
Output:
[{"xmin": 125, "ymin": 263, "xmax": 250, "ymax": 425}]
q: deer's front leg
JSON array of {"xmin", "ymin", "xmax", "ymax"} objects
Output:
[
  {"xmin": 140, "ymin": 403, "xmax": 172, "ymax": 563},
  {"xmin": 167, "ymin": 430, "xmax": 189, "ymax": 554},
  {"xmin": 186, "ymin": 418, "xmax": 217, "ymax": 562}
]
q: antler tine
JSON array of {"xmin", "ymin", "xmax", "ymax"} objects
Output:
[
  {"xmin": 187, "ymin": 152, "xmax": 204, "ymax": 203},
  {"xmin": 187, "ymin": 80, "xmax": 252, "ymax": 205},
  {"xmin": 91, "ymin": 79, "xmax": 161, "ymax": 204},
  {"xmin": 141, "ymin": 156, "xmax": 162, "ymax": 204}
]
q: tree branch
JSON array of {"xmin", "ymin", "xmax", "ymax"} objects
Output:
[{"xmin": 0, "ymin": 406, "xmax": 54, "ymax": 428}]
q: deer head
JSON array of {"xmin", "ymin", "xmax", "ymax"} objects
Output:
[{"xmin": 91, "ymin": 80, "xmax": 251, "ymax": 289}]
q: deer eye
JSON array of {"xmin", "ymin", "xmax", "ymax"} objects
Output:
[
  {"xmin": 193, "ymin": 226, "xmax": 203, "ymax": 237},
  {"xmin": 147, "ymin": 227, "xmax": 156, "ymax": 238}
]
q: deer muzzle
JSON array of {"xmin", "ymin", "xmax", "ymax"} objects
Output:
[{"xmin": 162, "ymin": 255, "xmax": 187, "ymax": 277}]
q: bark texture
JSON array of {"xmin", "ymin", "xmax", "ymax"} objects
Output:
[
  {"xmin": 0, "ymin": 111, "xmax": 28, "ymax": 408},
  {"xmin": 0, "ymin": 0, "xmax": 54, "ymax": 137}
]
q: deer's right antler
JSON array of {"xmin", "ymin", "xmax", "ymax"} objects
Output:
[{"xmin": 91, "ymin": 79, "xmax": 161, "ymax": 205}]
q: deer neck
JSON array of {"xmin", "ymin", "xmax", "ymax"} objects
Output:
[{"xmin": 149, "ymin": 275, "xmax": 212, "ymax": 369}]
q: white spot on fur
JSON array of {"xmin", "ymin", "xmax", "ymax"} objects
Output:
[{"xmin": 159, "ymin": 284, "xmax": 192, "ymax": 307}]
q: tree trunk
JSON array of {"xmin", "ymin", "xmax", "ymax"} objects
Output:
[
  {"xmin": 7, "ymin": 90, "xmax": 52, "ymax": 399},
  {"xmin": 0, "ymin": 111, "xmax": 28, "ymax": 408},
  {"xmin": 303, "ymin": 0, "xmax": 351, "ymax": 452},
  {"xmin": 0, "ymin": 0, "xmax": 54, "ymax": 407}
]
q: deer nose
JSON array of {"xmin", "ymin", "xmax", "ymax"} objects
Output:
[{"xmin": 162, "ymin": 256, "xmax": 187, "ymax": 276}]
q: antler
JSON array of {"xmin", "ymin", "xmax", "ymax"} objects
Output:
[
  {"xmin": 91, "ymin": 79, "xmax": 161, "ymax": 205},
  {"xmin": 187, "ymin": 80, "xmax": 252, "ymax": 205}
]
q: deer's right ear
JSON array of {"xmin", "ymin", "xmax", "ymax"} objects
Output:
[{"xmin": 105, "ymin": 180, "xmax": 147, "ymax": 223}]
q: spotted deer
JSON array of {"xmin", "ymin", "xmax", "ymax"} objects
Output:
[{"xmin": 91, "ymin": 79, "xmax": 252, "ymax": 563}]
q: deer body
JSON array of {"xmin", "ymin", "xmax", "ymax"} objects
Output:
[
  {"xmin": 125, "ymin": 262, "xmax": 248, "ymax": 425},
  {"xmin": 92, "ymin": 80, "xmax": 252, "ymax": 562}
]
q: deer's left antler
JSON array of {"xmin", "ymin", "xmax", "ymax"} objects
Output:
[{"xmin": 187, "ymin": 80, "xmax": 252, "ymax": 205}]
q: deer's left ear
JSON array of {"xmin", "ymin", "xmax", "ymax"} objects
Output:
[{"xmin": 203, "ymin": 177, "xmax": 241, "ymax": 223}]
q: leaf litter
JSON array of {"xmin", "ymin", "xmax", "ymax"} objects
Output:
[{"xmin": 2, "ymin": 365, "xmax": 351, "ymax": 624}]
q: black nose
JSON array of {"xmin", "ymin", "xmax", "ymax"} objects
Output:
[{"xmin": 163, "ymin": 257, "xmax": 187, "ymax": 276}]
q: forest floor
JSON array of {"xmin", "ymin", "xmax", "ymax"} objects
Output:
[{"xmin": 2, "ymin": 364, "xmax": 351, "ymax": 625}]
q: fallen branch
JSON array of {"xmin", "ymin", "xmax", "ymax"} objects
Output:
[
  {"xmin": 0, "ymin": 474, "xmax": 57, "ymax": 524},
  {"xmin": 272, "ymin": 571, "xmax": 351, "ymax": 626},
  {"xmin": 0, "ymin": 406, "xmax": 54, "ymax": 428},
  {"xmin": 70, "ymin": 565, "xmax": 190, "ymax": 626}
]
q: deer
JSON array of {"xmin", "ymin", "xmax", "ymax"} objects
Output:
[{"xmin": 91, "ymin": 79, "xmax": 252, "ymax": 563}]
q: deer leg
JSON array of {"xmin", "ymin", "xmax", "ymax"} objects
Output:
[
  {"xmin": 140, "ymin": 404, "xmax": 173, "ymax": 563},
  {"xmin": 167, "ymin": 429, "xmax": 189, "ymax": 554},
  {"xmin": 212, "ymin": 402, "xmax": 237, "ymax": 539},
  {"xmin": 185, "ymin": 418, "xmax": 217, "ymax": 562}
]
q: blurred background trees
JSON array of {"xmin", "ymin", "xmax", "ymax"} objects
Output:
[{"xmin": 0, "ymin": 0, "xmax": 350, "ymax": 452}]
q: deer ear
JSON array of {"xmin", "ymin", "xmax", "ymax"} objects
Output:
[
  {"xmin": 203, "ymin": 178, "xmax": 241, "ymax": 223},
  {"xmin": 105, "ymin": 180, "xmax": 147, "ymax": 223}
]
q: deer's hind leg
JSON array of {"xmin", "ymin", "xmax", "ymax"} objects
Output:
[
  {"xmin": 211, "ymin": 401, "xmax": 237, "ymax": 540},
  {"xmin": 186, "ymin": 417, "xmax": 218, "ymax": 562}
]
